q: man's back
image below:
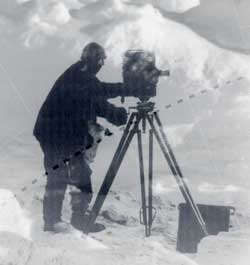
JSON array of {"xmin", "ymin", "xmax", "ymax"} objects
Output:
[
  {"xmin": 34, "ymin": 59, "xmax": 127, "ymax": 153},
  {"xmin": 33, "ymin": 61, "xmax": 93, "ymax": 151}
]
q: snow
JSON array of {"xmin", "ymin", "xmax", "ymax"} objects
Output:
[
  {"xmin": 195, "ymin": 230, "xmax": 250, "ymax": 265},
  {"xmin": 155, "ymin": 0, "xmax": 200, "ymax": 13},
  {"xmin": 0, "ymin": 0, "xmax": 250, "ymax": 264},
  {"xmin": 1, "ymin": 159, "xmax": 250, "ymax": 265},
  {"xmin": 0, "ymin": 186, "xmax": 193, "ymax": 264},
  {"xmin": 0, "ymin": 189, "xmax": 32, "ymax": 240},
  {"xmin": 0, "ymin": 182, "xmax": 249, "ymax": 264},
  {"xmin": 163, "ymin": 0, "xmax": 250, "ymax": 54}
]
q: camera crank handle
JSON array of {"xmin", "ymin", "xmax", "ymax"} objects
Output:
[{"xmin": 159, "ymin": 70, "xmax": 170, "ymax": 76}]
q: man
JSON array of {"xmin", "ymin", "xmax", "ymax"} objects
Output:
[{"xmin": 33, "ymin": 42, "xmax": 127, "ymax": 233}]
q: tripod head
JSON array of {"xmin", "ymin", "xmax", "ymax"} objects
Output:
[
  {"xmin": 128, "ymin": 101, "xmax": 156, "ymax": 133},
  {"xmin": 129, "ymin": 101, "xmax": 155, "ymax": 114}
]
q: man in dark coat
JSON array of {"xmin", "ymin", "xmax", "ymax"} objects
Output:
[{"xmin": 33, "ymin": 42, "xmax": 127, "ymax": 233}]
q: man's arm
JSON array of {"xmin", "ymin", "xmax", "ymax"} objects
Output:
[
  {"xmin": 94, "ymin": 79, "xmax": 124, "ymax": 99},
  {"xmin": 94, "ymin": 98, "xmax": 127, "ymax": 126}
]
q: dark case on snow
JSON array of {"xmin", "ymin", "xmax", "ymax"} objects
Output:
[{"xmin": 177, "ymin": 203, "xmax": 235, "ymax": 253}]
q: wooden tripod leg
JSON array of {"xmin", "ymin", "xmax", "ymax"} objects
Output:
[
  {"xmin": 137, "ymin": 129, "xmax": 149, "ymax": 236},
  {"xmin": 85, "ymin": 114, "xmax": 141, "ymax": 233},
  {"xmin": 146, "ymin": 115, "xmax": 208, "ymax": 236},
  {"xmin": 153, "ymin": 112, "xmax": 206, "ymax": 228},
  {"xmin": 148, "ymin": 128, "xmax": 153, "ymax": 235}
]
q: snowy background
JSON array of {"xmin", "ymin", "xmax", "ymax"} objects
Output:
[{"xmin": 1, "ymin": 0, "xmax": 250, "ymax": 264}]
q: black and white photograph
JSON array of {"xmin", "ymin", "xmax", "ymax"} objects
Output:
[{"xmin": 0, "ymin": 0, "xmax": 250, "ymax": 264}]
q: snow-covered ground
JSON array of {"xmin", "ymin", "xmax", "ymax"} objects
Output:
[
  {"xmin": 1, "ymin": 172, "xmax": 250, "ymax": 265},
  {"xmin": 1, "ymin": 137, "xmax": 250, "ymax": 265}
]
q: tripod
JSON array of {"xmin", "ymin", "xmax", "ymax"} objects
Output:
[{"xmin": 86, "ymin": 101, "xmax": 208, "ymax": 237}]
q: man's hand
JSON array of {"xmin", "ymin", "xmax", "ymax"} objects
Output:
[{"xmin": 113, "ymin": 107, "xmax": 127, "ymax": 126}]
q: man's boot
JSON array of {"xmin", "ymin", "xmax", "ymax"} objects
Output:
[
  {"xmin": 70, "ymin": 190, "xmax": 90, "ymax": 231},
  {"xmin": 70, "ymin": 190, "xmax": 106, "ymax": 233},
  {"xmin": 50, "ymin": 221, "xmax": 72, "ymax": 233},
  {"xmin": 43, "ymin": 179, "xmax": 67, "ymax": 232}
]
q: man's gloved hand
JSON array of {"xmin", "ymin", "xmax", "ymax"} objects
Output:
[
  {"xmin": 100, "ymin": 99, "xmax": 128, "ymax": 127},
  {"xmin": 113, "ymin": 107, "xmax": 127, "ymax": 126}
]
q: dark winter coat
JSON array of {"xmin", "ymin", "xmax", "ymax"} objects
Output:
[{"xmin": 33, "ymin": 60, "xmax": 127, "ymax": 155}]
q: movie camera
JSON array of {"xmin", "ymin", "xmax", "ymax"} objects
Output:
[{"xmin": 122, "ymin": 50, "xmax": 170, "ymax": 102}]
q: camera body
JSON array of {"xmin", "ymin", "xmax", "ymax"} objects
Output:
[{"xmin": 122, "ymin": 50, "xmax": 169, "ymax": 102}]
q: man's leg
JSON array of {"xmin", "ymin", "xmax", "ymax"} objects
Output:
[
  {"xmin": 69, "ymin": 154, "xmax": 106, "ymax": 232},
  {"xmin": 69, "ymin": 153, "xmax": 93, "ymax": 230},
  {"xmin": 70, "ymin": 188, "xmax": 93, "ymax": 230},
  {"xmin": 43, "ymin": 155, "xmax": 68, "ymax": 231}
]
